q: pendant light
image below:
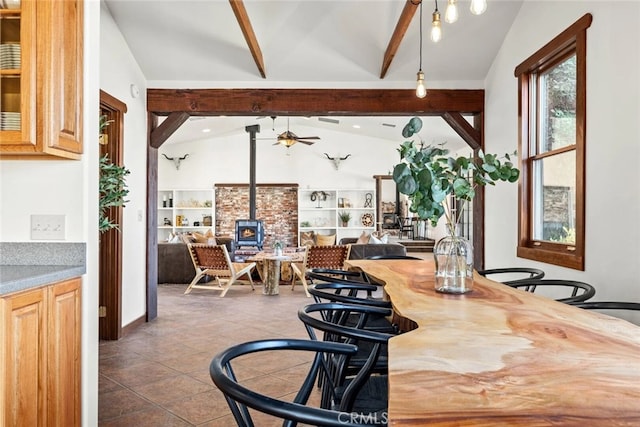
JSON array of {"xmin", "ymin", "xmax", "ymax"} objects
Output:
[
  {"xmin": 416, "ymin": 0, "xmax": 427, "ymax": 98},
  {"xmin": 470, "ymin": 0, "xmax": 487, "ymax": 15},
  {"xmin": 444, "ymin": 0, "xmax": 458, "ymax": 23},
  {"xmin": 430, "ymin": 1, "xmax": 442, "ymax": 43}
]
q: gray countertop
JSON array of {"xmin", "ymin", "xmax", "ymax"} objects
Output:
[
  {"xmin": 0, "ymin": 242, "xmax": 86, "ymax": 295},
  {"xmin": 0, "ymin": 265, "xmax": 86, "ymax": 295}
]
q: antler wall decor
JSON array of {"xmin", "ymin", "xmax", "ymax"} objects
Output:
[
  {"xmin": 162, "ymin": 153, "xmax": 189, "ymax": 170},
  {"xmin": 324, "ymin": 153, "xmax": 351, "ymax": 170}
]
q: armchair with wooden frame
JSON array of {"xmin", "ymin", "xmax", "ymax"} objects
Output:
[
  {"xmin": 184, "ymin": 243, "xmax": 256, "ymax": 297},
  {"xmin": 290, "ymin": 245, "xmax": 350, "ymax": 297}
]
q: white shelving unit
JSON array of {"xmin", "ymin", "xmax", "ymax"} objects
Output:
[
  {"xmin": 158, "ymin": 189, "xmax": 214, "ymax": 242},
  {"xmin": 298, "ymin": 189, "xmax": 376, "ymax": 244}
]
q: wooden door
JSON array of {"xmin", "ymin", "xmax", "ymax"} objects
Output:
[{"xmin": 99, "ymin": 90, "xmax": 127, "ymax": 340}]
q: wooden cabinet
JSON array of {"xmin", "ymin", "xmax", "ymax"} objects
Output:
[
  {"xmin": 1, "ymin": 277, "xmax": 81, "ymax": 426},
  {"xmin": 0, "ymin": 0, "xmax": 83, "ymax": 159}
]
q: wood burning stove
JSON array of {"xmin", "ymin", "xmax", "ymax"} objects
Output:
[{"xmin": 235, "ymin": 219, "xmax": 264, "ymax": 249}]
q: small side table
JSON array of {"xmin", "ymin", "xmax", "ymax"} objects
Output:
[{"xmin": 262, "ymin": 255, "xmax": 291, "ymax": 295}]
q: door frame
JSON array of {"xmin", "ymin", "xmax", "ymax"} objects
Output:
[
  {"xmin": 145, "ymin": 88, "xmax": 485, "ymax": 321},
  {"xmin": 99, "ymin": 89, "xmax": 127, "ymax": 340}
]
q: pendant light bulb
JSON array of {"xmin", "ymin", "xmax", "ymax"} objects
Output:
[
  {"xmin": 416, "ymin": 70, "xmax": 427, "ymax": 98},
  {"xmin": 470, "ymin": 0, "xmax": 487, "ymax": 15},
  {"xmin": 444, "ymin": 0, "xmax": 458, "ymax": 23},
  {"xmin": 430, "ymin": 10, "xmax": 442, "ymax": 43}
]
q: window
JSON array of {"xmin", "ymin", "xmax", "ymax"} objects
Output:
[{"xmin": 514, "ymin": 14, "xmax": 592, "ymax": 270}]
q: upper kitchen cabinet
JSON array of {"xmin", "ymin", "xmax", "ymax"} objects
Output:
[{"xmin": 0, "ymin": 0, "xmax": 83, "ymax": 159}]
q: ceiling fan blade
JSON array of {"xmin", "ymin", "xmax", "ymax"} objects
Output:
[
  {"xmin": 297, "ymin": 140, "xmax": 316, "ymax": 145},
  {"xmin": 295, "ymin": 136, "xmax": 320, "ymax": 140}
]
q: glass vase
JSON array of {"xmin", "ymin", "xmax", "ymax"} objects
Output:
[{"xmin": 433, "ymin": 231, "xmax": 474, "ymax": 294}]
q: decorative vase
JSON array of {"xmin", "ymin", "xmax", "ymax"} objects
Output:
[
  {"xmin": 433, "ymin": 229, "xmax": 474, "ymax": 294},
  {"xmin": 275, "ymin": 247, "xmax": 283, "ymax": 257}
]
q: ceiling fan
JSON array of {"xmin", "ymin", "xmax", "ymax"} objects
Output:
[{"xmin": 260, "ymin": 116, "xmax": 320, "ymax": 147}]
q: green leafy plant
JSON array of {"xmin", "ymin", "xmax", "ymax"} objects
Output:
[
  {"xmin": 393, "ymin": 117, "xmax": 519, "ymax": 235},
  {"xmin": 99, "ymin": 114, "xmax": 130, "ymax": 233},
  {"xmin": 338, "ymin": 211, "xmax": 352, "ymax": 223}
]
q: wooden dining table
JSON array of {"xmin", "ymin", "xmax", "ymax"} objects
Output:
[{"xmin": 345, "ymin": 259, "xmax": 640, "ymax": 426}]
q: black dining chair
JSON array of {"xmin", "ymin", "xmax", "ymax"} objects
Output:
[
  {"xmin": 298, "ymin": 303, "xmax": 393, "ymax": 415},
  {"xmin": 571, "ymin": 301, "xmax": 640, "ymax": 311},
  {"xmin": 209, "ymin": 338, "xmax": 387, "ymax": 426},
  {"xmin": 508, "ymin": 279, "xmax": 595, "ymax": 304},
  {"xmin": 477, "ymin": 267, "xmax": 545, "ymax": 285},
  {"xmin": 308, "ymin": 268, "xmax": 370, "ymax": 283},
  {"xmin": 397, "ymin": 217, "xmax": 414, "ymax": 240},
  {"xmin": 308, "ymin": 282, "xmax": 397, "ymax": 334}
]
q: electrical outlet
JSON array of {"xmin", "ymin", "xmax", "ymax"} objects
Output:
[{"xmin": 31, "ymin": 215, "xmax": 66, "ymax": 240}]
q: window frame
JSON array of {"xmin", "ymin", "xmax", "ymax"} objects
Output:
[{"xmin": 514, "ymin": 14, "xmax": 592, "ymax": 271}]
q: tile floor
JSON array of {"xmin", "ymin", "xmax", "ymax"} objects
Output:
[
  {"xmin": 99, "ymin": 282, "xmax": 318, "ymax": 426},
  {"xmin": 99, "ymin": 252, "xmax": 429, "ymax": 426}
]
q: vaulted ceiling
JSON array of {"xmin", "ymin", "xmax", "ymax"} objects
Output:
[
  {"xmin": 104, "ymin": 0, "xmax": 523, "ymax": 145},
  {"xmin": 104, "ymin": 0, "xmax": 523, "ymax": 85}
]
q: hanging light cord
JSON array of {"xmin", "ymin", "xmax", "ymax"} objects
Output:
[{"xmin": 418, "ymin": 0, "xmax": 423, "ymax": 72}]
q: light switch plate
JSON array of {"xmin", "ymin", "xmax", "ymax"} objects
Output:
[{"xmin": 31, "ymin": 215, "xmax": 66, "ymax": 240}]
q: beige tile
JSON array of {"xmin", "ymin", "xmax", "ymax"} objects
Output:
[
  {"xmin": 100, "ymin": 282, "xmax": 319, "ymax": 425},
  {"xmin": 131, "ymin": 374, "xmax": 214, "ymax": 406}
]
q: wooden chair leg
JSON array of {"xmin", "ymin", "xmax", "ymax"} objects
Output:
[
  {"xmin": 219, "ymin": 278, "xmax": 233, "ymax": 297},
  {"xmin": 299, "ymin": 275, "xmax": 311, "ymax": 298},
  {"xmin": 246, "ymin": 274, "xmax": 255, "ymax": 291},
  {"xmin": 184, "ymin": 271, "xmax": 205, "ymax": 294}
]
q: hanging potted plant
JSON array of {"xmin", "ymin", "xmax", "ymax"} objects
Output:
[{"xmin": 393, "ymin": 117, "xmax": 519, "ymax": 294}]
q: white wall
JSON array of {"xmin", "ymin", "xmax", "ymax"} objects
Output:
[
  {"xmin": 159, "ymin": 124, "xmax": 403, "ymax": 190},
  {"xmin": 0, "ymin": 1, "xmax": 101, "ymax": 424},
  {"xmin": 484, "ymin": 2, "xmax": 640, "ymax": 304},
  {"xmin": 100, "ymin": 3, "xmax": 149, "ymax": 327}
]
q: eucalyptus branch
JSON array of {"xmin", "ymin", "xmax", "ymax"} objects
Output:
[{"xmin": 393, "ymin": 117, "xmax": 519, "ymax": 236}]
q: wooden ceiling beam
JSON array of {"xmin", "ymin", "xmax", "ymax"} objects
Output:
[
  {"xmin": 441, "ymin": 111, "xmax": 482, "ymax": 150},
  {"xmin": 380, "ymin": 0, "xmax": 420, "ymax": 79},
  {"xmin": 149, "ymin": 112, "xmax": 189, "ymax": 148},
  {"xmin": 229, "ymin": 0, "xmax": 266, "ymax": 78},
  {"xmin": 147, "ymin": 88, "xmax": 484, "ymax": 116}
]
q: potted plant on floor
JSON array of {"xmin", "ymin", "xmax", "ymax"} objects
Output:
[
  {"xmin": 338, "ymin": 211, "xmax": 352, "ymax": 227},
  {"xmin": 392, "ymin": 117, "xmax": 519, "ymax": 294}
]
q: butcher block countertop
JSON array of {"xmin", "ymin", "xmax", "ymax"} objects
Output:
[{"xmin": 345, "ymin": 259, "xmax": 640, "ymax": 426}]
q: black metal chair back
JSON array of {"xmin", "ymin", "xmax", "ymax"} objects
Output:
[
  {"xmin": 508, "ymin": 279, "xmax": 595, "ymax": 304},
  {"xmin": 477, "ymin": 267, "xmax": 545, "ymax": 285},
  {"xmin": 209, "ymin": 338, "xmax": 386, "ymax": 426},
  {"xmin": 298, "ymin": 302, "xmax": 393, "ymax": 414}
]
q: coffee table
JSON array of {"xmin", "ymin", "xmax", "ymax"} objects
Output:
[{"xmin": 246, "ymin": 249, "xmax": 305, "ymax": 295}]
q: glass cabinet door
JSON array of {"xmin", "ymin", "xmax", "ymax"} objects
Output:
[{"xmin": 0, "ymin": 7, "xmax": 21, "ymax": 133}]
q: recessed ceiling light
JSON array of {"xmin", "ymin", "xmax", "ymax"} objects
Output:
[
  {"xmin": 352, "ymin": 124, "xmax": 361, "ymax": 129},
  {"xmin": 202, "ymin": 128, "xmax": 211, "ymax": 133}
]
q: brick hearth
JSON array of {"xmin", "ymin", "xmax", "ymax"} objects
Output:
[{"xmin": 214, "ymin": 184, "xmax": 299, "ymax": 248}]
